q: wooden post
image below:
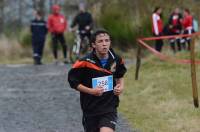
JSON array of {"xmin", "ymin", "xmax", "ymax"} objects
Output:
[
  {"xmin": 135, "ymin": 43, "xmax": 141, "ymax": 80},
  {"xmin": 135, "ymin": 27, "xmax": 142, "ymax": 80},
  {"xmin": 190, "ymin": 38, "xmax": 199, "ymax": 108}
]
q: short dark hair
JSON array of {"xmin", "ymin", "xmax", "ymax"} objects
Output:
[
  {"xmin": 36, "ymin": 10, "xmax": 42, "ymax": 17},
  {"xmin": 153, "ymin": 6, "xmax": 161, "ymax": 13},
  {"xmin": 90, "ymin": 29, "xmax": 111, "ymax": 43},
  {"xmin": 184, "ymin": 8, "xmax": 190, "ymax": 14}
]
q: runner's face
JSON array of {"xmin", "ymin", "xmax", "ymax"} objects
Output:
[{"xmin": 93, "ymin": 33, "xmax": 111, "ymax": 56}]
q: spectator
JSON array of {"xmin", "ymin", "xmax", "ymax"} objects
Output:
[
  {"xmin": 168, "ymin": 8, "xmax": 183, "ymax": 53},
  {"xmin": 47, "ymin": 4, "xmax": 69, "ymax": 64},
  {"xmin": 152, "ymin": 7, "xmax": 164, "ymax": 52},
  {"xmin": 30, "ymin": 10, "xmax": 47, "ymax": 65},
  {"xmin": 181, "ymin": 8, "xmax": 194, "ymax": 50}
]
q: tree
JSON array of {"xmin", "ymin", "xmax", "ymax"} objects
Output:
[
  {"xmin": 32, "ymin": 0, "xmax": 45, "ymax": 15},
  {"xmin": 0, "ymin": 0, "xmax": 4, "ymax": 33}
]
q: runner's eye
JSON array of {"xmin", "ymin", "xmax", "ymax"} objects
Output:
[
  {"xmin": 96, "ymin": 40, "xmax": 103, "ymax": 43},
  {"xmin": 105, "ymin": 39, "xmax": 110, "ymax": 42}
]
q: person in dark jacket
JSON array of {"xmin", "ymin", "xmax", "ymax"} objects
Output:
[
  {"xmin": 30, "ymin": 10, "xmax": 47, "ymax": 65},
  {"xmin": 71, "ymin": 3, "xmax": 93, "ymax": 46},
  {"xmin": 68, "ymin": 29, "xmax": 127, "ymax": 132}
]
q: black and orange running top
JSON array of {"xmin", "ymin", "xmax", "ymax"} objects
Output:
[{"xmin": 68, "ymin": 49, "xmax": 127, "ymax": 117}]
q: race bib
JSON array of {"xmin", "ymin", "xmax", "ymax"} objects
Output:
[{"xmin": 92, "ymin": 75, "xmax": 113, "ymax": 92}]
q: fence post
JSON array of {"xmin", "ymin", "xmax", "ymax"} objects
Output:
[
  {"xmin": 135, "ymin": 27, "xmax": 142, "ymax": 80},
  {"xmin": 190, "ymin": 37, "xmax": 199, "ymax": 108},
  {"xmin": 135, "ymin": 43, "xmax": 141, "ymax": 80}
]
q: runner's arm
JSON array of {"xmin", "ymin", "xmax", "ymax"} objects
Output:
[
  {"xmin": 114, "ymin": 78, "xmax": 124, "ymax": 96},
  {"xmin": 77, "ymin": 84, "xmax": 104, "ymax": 96}
]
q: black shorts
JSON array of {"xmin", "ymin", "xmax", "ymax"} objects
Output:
[{"xmin": 82, "ymin": 112, "xmax": 117, "ymax": 132}]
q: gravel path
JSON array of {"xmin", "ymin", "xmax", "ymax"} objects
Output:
[{"xmin": 0, "ymin": 64, "xmax": 134, "ymax": 132}]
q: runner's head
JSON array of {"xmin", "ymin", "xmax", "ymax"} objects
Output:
[{"xmin": 91, "ymin": 29, "xmax": 111, "ymax": 57}]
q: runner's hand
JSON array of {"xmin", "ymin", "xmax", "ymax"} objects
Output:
[
  {"xmin": 85, "ymin": 26, "xmax": 90, "ymax": 31},
  {"xmin": 114, "ymin": 84, "xmax": 123, "ymax": 96},
  {"xmin": 91, "ymin": 86, "xmax": 104, "ymax": 96}
]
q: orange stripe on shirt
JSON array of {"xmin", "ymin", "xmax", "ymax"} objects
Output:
[{"xmin": 72, "ymin": 60, "xmax": 112, "ymax": 74}]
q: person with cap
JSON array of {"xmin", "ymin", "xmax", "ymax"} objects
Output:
[{"xmin": 47, "ymin": 4, "xmax": 69, "ymax": 64}]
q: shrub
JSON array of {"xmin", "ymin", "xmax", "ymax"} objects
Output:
[
  {"xmin": 98, "ymin": 2, "xmax": 141, "ymax": 50},
  {"xmin": 18, "ymin": 28, "xmax": 32, "ymax": 48}
]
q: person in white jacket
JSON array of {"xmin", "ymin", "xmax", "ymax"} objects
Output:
[{"xmin": 152, "ymin": 7, "xmax": 164, "ymax": 52}]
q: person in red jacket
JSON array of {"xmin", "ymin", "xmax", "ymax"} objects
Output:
[
  {"xmin": 181, "ymin": 8, "xmax": 194, "ymax": 50},
  {"xmin": 152, "ymin": 7, "xmax": 164, "ymax": 52},
  {"xmin": 47, "ymin": 4, "xmax": 68, "ymax": 64}
]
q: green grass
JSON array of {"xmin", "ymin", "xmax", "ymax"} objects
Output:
[
  {"xmin": 119, "ymin": 53, "xmax": 200, "ymax": 132},
  {"xmin": 0, "ymin": 33, "xmax": 72, "ymax": 64}
]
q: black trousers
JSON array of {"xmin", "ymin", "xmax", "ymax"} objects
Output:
[
  {"xmin": 154, "ymin": 34, "xmax": 163, "ymax": 52},
  {"xmin": 169, "ymin": 32, "xmax": 182, "ymax": 52},
  {"xmin": 181, "ymin": 29, "xmax": 194, "ymax": 50},
  {"xmin": 32, "ymin": 38, "xmax": 45, "ymax": 63},
  {"xmin": 51, "ymin": 33, "xmax": 67, "ymax": 59}
]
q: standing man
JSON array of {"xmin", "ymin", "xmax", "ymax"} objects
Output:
[
  {"xmin": 71, "ymin": 3, "xmax": 93, "ymax": 47},
  {"xmin": 68, "ymin": 29, "xmax": 127, "ymax": 132},
  {"xmin": 152, "ymin": 7, "xmax": 164, "ymax": 52},
  {"xmin": 31, "ymin": 10, "xmax": 47, "ymax": 65},
  {"xmin": 47, "ymin": 4, "xmax": 68, "ymax": 64}
]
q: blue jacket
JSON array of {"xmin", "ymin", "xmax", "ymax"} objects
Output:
[{"xmin": 31, "ymin": 19, "xmax": 47, "ymax": 41}]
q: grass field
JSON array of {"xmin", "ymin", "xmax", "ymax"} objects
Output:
[{"xmin": 120, "ymin": 50, "xmax": 200, "ymax": 132}]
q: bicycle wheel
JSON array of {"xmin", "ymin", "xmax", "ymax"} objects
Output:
[
  {"xmin": 69, "ymin": 44, "xmax": 79, "ymax": 63},
  {"xmin": 79, "ymin": 38, "xmax": 90, "ymax": 58}
]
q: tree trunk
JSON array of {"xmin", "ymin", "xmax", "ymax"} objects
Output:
[
  {"xmin": 49, "ymin": 0, "xmax": 53, "ymax": 13},
  {"xmin": 0, "ymin": 0, "xmax": 4, "ymax": 33},
  {"xmin": 38, "ymin": 0, "xmax": 45, "ymax": 16},
  {"xmin": 18, "ymin": 0, "xmax": 23, "ymax": 28}
]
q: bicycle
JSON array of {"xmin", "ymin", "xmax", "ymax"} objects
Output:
[{"xmin": 69, "ymin": 30, "xmax": 91, "ymax": 63}]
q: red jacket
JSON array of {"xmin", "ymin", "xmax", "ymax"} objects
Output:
[
  {"xmin": 152, "ymin": 13, "xmax": 163, "ymax": 35},
  {"xmin": 169, "ymin": 13, "xmax": 182, "ymax": 33},
  {"xmin": 47, "ymin": 14, "xmax": 67, "ymax": 33},
  {"xmin": 182, "ymin": 15, "xmax": 193, "ymax": 30}
]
